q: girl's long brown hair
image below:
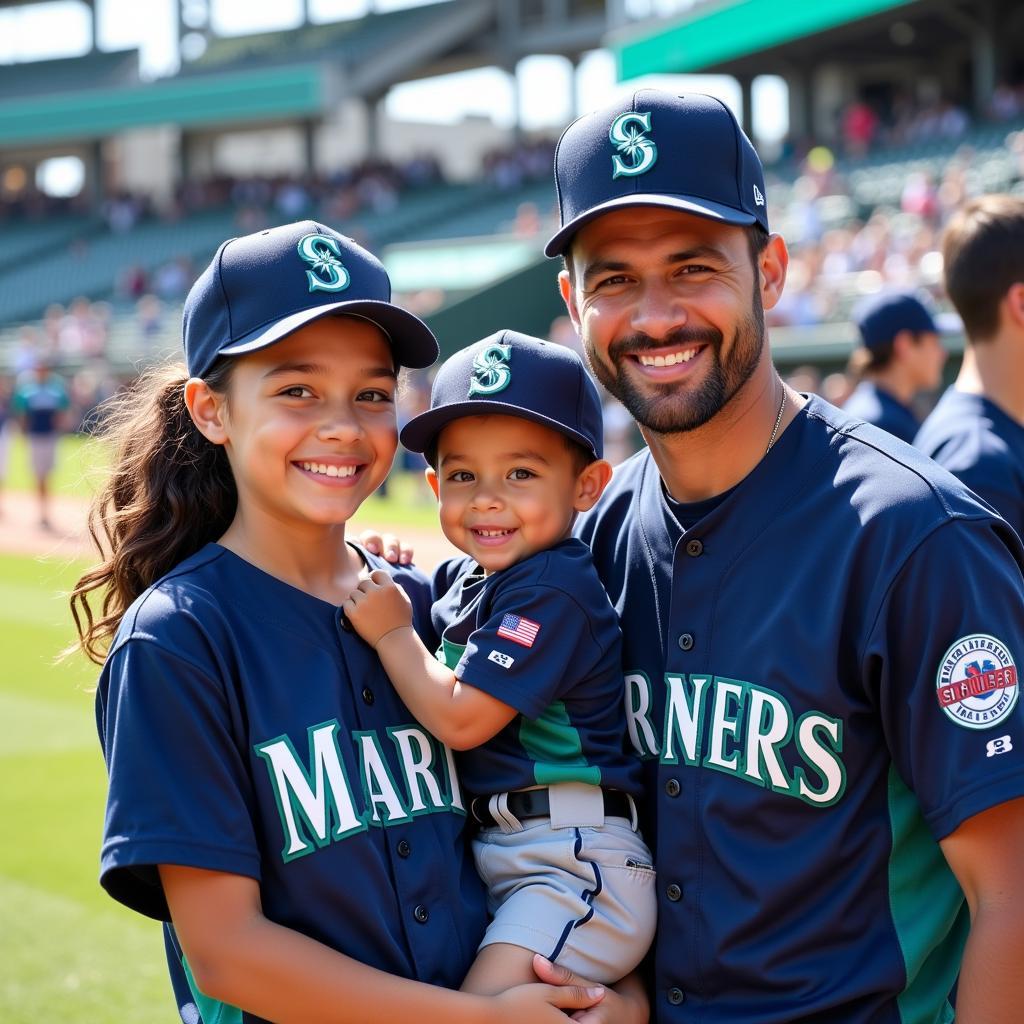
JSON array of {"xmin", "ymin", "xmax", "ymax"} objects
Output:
[{"xmin": 70, "ymin": 359, "xmax": 237, "ymax": 664}]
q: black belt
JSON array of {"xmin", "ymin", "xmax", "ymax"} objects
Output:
[{"xmin": 469, "ymin": 787, "xmax": 633, "ymax": 827}]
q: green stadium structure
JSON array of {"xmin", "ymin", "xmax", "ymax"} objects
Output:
[{"xmin": 616, "ymin": 0, "xmax": 919, "ymax": 78}]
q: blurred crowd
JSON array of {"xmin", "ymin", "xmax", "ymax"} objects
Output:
[
  {"xmin": 764, "ymin": 126, "xmax": 1024, "ymax": 329},
  {"xmin": 4, "ymin": 89, "xmax": 1024, "ymax": 512}
]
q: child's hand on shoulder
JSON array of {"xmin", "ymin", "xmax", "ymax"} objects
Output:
[{"xmin": 344, "ymin": 569, "xmax": 414, "ymax": 649}]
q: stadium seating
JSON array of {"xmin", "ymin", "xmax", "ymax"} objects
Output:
[{"xmin": 0, "ymin": 215, "xmax": 104, "ymax": 274}]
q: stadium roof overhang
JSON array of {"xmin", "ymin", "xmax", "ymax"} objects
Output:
[
  {"xmin": 0, "ymin": 0, "xmax": 491, "ymax": 146},
  {"xmin": 613, "ymin": 0, "xmax": 936, "ymax": 78},
  {"xmin": 0, "ymin": 65, "xmax": 325, "ymax": 145}
]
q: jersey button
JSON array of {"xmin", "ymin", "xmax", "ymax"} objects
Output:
[
  {"xmin": 678, "ymin": 632, "xmax": 695, "ymax": 651},
  {"xmin": 668, "ymin": 988, "xmax": 686, "ymax": 1005},
  {"xmin": 361, "ymin": 687, "xmax": 375, "ymax": 705},
  {"xmin": 665, "ymin": 778, "xmax": 681, "ymax": 797},
  {"xmin": 666, "ymin": 883, "xmax": 682, "ymax": 902},
  {"xmin": 685, "ymin": 538, "xmax": 704, "ymax": 557},
  {"xmin": 413, "ymin": 904, "xmax": 429, "ymax": 924},
  {"xmin": 397, "ymin": 839, "xmax": 412, "ymax": 858},
  {"xmin": 338, "ymin": 612, "xmax": 354, "ymax": 634}
]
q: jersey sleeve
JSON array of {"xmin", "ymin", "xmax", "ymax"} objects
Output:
[
  {"xmin": 866, "ymin": 516, "xmax": 1024, "ymax": 839},
  {"xmin": 384, "ymin": 559, "xmax": 433, "ymax": 635},
  {"xmin": 946, "ymin": 457, "xmax": 1024, "ymax": 546},
  {"xmin": 97, "ymin": 638, "xmax": 261, "ymax": 921},
  {"xmin": 455, "ymin": 583, "xmax": 611, "ymax": 720}
]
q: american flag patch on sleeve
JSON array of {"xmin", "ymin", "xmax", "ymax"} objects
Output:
[{"xmin": 496, "ymin": 614, "xmax": 541, "ymax": 648}]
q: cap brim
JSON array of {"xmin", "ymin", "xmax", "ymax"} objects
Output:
[
  {"xmin": 219, "ymin": 299, "xmax": 438, "ymax": 369},
  {"xmin": 400, "ymin": 400, "xmax": 600, "ymax": 457},
  {"xmin": 544, "ymin": 192, "xmax": 758, "ymax": 258}
]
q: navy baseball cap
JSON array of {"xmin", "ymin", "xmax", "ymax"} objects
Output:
[
  {"xmin": 854, "ymin": 292, "xmax": 939, "ymax": 350},
  {"xmin": 400, "ymin": 330, "xmax": 604, "ymax": 459},
  {"xmin": 183, "ymin": 220, "xmax": 438, "ymax": 378},
  {"xmin": 545, "ymin": 90, "xmax": 769, "ymax": 258}
]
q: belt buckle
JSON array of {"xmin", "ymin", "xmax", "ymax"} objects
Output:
[{"xmin": 548, "ymin": 782, "xmax": 605, "ymax": 829}]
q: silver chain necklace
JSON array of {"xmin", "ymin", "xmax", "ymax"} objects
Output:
[
  {"xmin": 765, "ymin": 381, "xmax": 787, "ymax": 454},
  {"xmin": 663, "ymin": 381, "xmax": 789, "ymax": 532}
]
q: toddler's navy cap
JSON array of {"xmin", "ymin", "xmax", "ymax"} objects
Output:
[
  {"xmin": 546, "ymin": 90, "xmax": 769, "ymax": 258},
  {"xmin": 854, "ymin": 292, "xmax": 939, "ymax": 350},
  {"xmin": 183, "ymin": 220, "xmax": 438, "ymax": 378},
  {"xmin": 400, "ymin": 330, "xmax": 604, "ymax": 459}
]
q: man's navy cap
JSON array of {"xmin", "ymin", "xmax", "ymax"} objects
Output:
[
  {"xmin": 400, "ymin": 330, "xmax": 604, "ymax": 459},
  {"xmin": 854, "ymin": 292, "xmax": 940, "ymax": 350},
  {"xmin": 183, "ymin": 220, "xmax": 438, "ymax": 378},
  {"xmin": 545, "ymin": 90, "xmax": 769, "ymax": 258}
]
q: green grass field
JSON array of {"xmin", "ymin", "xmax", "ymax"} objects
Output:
[
  {"xmin": 0, "ymin": 552, "xmax": 171, "ymax": 1021},
  {"xmin": 4, "ymin": 433, "xmax": 109, "ymax": 499}
]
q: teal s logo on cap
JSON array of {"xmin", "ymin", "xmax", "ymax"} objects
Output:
[
  {"xmin": 297, "ymin": 233, "xmax": 351, "ymax": 293},
  {"xmin": 468, "ymin": 343, "xmax": 512, "ymax": 396},
  {"xmin": 610, "ymin": 111, "xmax": 657, "ymax": 179}
]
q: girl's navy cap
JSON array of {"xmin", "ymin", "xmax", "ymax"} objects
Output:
[
  {"xmin": 400, "ymin": 330, "xmax": 604, "ymax": 459},
  {"xmin": 545, "ymin": 90, "xmax": 769, "ymax": 258},
  {"xmin": 183, "ymin": 220, "xmax": 439, "ymax": 378}
]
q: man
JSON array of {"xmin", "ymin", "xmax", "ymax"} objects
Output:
[
  {"xmin": 843, "ymin": 291, "xmax": 947, "ymax": 442},
  {"xmin": 915, "ymin": 195, "xmax": 1024, "ymax": 539},
  {"xmin": 12, "ymin": 356, "xmax": 70, "ymax": 530},
  {"xmin": 542, "ymin": 90, "xmax": 1024, "ymax": 1022}
]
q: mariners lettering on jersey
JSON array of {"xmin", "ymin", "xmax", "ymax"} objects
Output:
[
  {"xmin": 624, "ymin": 671, "xmax": 847, "ymax": 807},
  {"xmin": 255, "ymin": 720, "xmax": 464, "ymax": 862},
  {"xmin": 296, "ymin": 233, "xmax": 351, "ymax": 293},
  {"xmin": 936, "ymin": 633, "xmax": 1019, "ymax": 730},
  {"xmin": 609, "ymin": 111, "xmax": 657, "ymax": 179},
  {"xmin": 468, "ymin": 343, "xmax": 512, "ymax": 396}
]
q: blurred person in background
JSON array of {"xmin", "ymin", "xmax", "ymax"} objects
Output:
[
  {"xmin": 783, "ymin": 364, "xmax": 822, "ymax": 396},
  {"xmin": 12, "ymin": 357, "xmax": 70, "ymax": 530},
  {"xmin": 916, "ymin": 194, "xmax": 1024, "ymax": 538},
  {"xmin": 136, "ymin": 293, "xmax": 167, "ymax": 352},
  {"xmin": 822, "ymin": 370, "xmax": 855, "ymax": 408},
  {"xmin": 11, "ymin": 325, "xmax": 43, "ymax": 375},
  {"xmin": 844, "ymin": 291, "xmax": 947, "ymax": 442}
]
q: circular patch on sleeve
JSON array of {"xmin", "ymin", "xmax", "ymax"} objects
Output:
[{"xmin": 936, "ymin": 634, "xmax": 1018, "ymax": 729}]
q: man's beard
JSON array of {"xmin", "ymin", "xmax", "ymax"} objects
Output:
[{"xmin": 584, "ymin": 289, "xmax": 766, "ymax": 435}]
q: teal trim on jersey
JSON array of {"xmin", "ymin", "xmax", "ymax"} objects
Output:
[
  {"xmin": 182, "ymin": 954, "xmax": 243, "ymax": 1024},
  {"xmin": 886, "ymin": 765, "xmax": 966, "ymax": 1024},
  {"xmin": 521, "ymin": 701, "xmax": 602, "ymax": 786},
  {"xmin": 438, "ymin": 637, "xmax": 465, "ymax": 670}
]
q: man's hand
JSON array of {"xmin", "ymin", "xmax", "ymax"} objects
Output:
[
  {"xmin": 532, "ymin": 955, "xmax": 649, "ymax": 1024},
  {"xmin": 357, "ymin": 530, "xmax": 414, "ymax": 565},
  {"xmin": 343, "ymin": 569, "xmax": 414, "ymax": 648}
]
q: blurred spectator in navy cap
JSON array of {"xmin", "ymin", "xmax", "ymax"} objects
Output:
[{"xmin": 844, "ymin": 291, "xmax": 947, "ymax": 442}]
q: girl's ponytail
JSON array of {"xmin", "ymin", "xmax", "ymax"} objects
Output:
[{"xmin": 70, "ymin": 359, "xmax": 236, "ymax": 663}]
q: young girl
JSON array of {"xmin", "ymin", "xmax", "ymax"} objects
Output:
[{"xmin": 70, "ymin": 221, "xmax": 616, "ymax": 1024}]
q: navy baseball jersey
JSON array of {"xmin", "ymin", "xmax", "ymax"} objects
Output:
[
  {"xmin": 431, "ymin": 538, "xmax": 641, "ymax": 799},
  {"xmin": 577, "ymin": 395, "xmax": 1024, "ymax": 1023},
  {"xmin": 97, "ymin": 543, "xmax": 486, "ymax": 1024},
  {"xmin": 842, "ymin": 380, "xmax": 920, "ymax": 444},
  {"xmin": 915, "ymin": 386, "xmax": 1024, "ymax": 541}
]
